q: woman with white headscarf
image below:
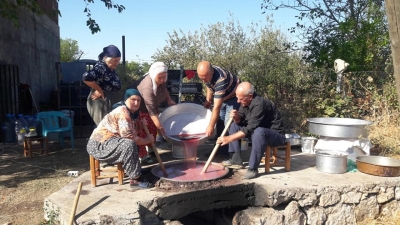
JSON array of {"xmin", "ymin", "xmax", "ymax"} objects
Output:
[{"xmin": 129, "ymin": 62, "xmax": 176, "ymax": 163}]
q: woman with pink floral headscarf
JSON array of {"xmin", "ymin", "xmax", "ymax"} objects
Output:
[{"xmin": 129, "ymin": 62, "xmax": 176, "ymax": 163}]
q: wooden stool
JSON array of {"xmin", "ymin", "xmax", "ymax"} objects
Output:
[
  {"xmin": 23, "ymin": 136, "xmax": 48, "ymax": 158},
  {"xmin": 89, "ymin": 156, "xmax": 124, "ymax": 187},
  {"xmin": 264, "ymin": 142, "xmax": 291, "ymax": 173}
]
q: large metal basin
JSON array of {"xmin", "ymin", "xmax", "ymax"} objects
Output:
[
  {"xmin": 356, "ymin": 156, "xmax": 400, "ymax": 177},
  {"xmin": 159, "ymin": 103, "xmax": 212, "ymax": 147},
  {"xmin": 307, "ymin": 117, "xmax": 373, "ymax": 138}
]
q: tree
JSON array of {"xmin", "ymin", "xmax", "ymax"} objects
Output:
[
  {"xmin": 60, "ymin": 38, "xmax": 84, "ymax": 62},
  {"xmin": 153, "ymin": 15, "xmax": 252, "ymax": 73},
  {"xmin": 0, "ymin": 0, "xmax": 125, "ymax": 34},
  {"xmin": 152, "ymin": 16, "xmax": 306, "ymax": 101},
  {"xmin": 262, "ymin": 0, "xmax": 390, "ymax": 71},
  {"xmin": 384, "ymin": 0, "xmax": 400, "ymax": 104}
]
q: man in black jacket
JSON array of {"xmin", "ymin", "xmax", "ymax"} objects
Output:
[{"xmin": 216, "ymin": 82, "xmax": 285, "ymax": 179}]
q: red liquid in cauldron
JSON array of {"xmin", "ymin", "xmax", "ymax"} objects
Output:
[
  {"xmin": 155, "ymin": 162, "xmax": 227, "ymax": 182},
  {"xmin": 154, "ymin": 133, "xmax": 228, "ymax": 181},
  {"xmin": 170, "ymin": 133, "xmax": 206, "ymax": 169}
]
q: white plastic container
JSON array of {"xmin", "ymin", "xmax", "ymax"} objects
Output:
[{"xmin": 301, "ymin": 137, "xmax": 318, "ymax": 153}]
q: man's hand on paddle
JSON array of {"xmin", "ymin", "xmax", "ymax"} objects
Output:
[
  {"xmin": 230, "ymin": 110, "xmax": 240, "ymax": 123},
  {"xmin": 216, "ymin": 136, "xmax": 231, "ymax": 146}
]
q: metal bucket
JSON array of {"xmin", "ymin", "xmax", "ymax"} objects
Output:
[
  {"xmin": 301, "ymin": 137, "xmax": 318, "ymax": 153},
  {"xmin": 315, "ymin": 150, "xmax": 348, "ymax": 174},
  {"xmin": 172, "ymin": 145, "xmax": 184, "ymax": 158},
  {"xmin": 159, "ymin": 103, "xmax": 212, "ymax": 148}
]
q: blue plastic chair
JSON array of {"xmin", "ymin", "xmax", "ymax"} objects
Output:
[{"xmin": 37, "ymin": 111, "xmax": 75, "ymax": 150}]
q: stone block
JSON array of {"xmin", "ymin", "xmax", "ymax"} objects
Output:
[
  {"xmin": 377, "ymin": 187, "xmax": 395, "ymax": 204},
  {"xmin": 319, "ymin": 191, "xmax": 340, "ymax": 207},
  {"xmin": 233, "ymin": 207, "xmax": 284, "ymax": 225},
  {"xmin": 342, "ymin": 191, "xmax": 362, "ymax": 204},
  {"xmin": 284, "ymin": 201, "xmax": 306, "ymax": 225}
]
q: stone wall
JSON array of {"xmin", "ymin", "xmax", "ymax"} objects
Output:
[
  {"xmin": 0, "ymin": 8, "xmax": 60, "ymax": 106},
  {"xmin": 235, "ymin": 180, "xmax": 400, "ymax": 225}
]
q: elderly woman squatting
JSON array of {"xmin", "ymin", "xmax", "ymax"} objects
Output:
[{"xmin": 86, "ymin": 89, "xmax": 154, "ymax": 188}]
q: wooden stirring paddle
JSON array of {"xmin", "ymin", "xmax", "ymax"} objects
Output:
[
  {"xmin": 201, "ymin": 117, "xmax": 233, "ymax": 174},
  {"xmin": 143, "ymin": 125, "xmax": 168, "ymax": 177}
]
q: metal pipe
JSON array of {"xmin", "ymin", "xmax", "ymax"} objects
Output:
[
  {"xmin": 178, "ymin": 66, "xmax": 184, "ymax": 103},
  {"xmin": 122, "ymin": 35, "xmax": 126, "ymax": 67}
]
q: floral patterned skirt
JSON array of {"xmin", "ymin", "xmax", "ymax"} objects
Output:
[{"xmin": 86, "ymin": 136, "xmax": 141, "ymax": 179}]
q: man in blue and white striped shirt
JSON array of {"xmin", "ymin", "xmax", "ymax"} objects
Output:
[{"xmin": 197, "ymin": 61, "xmax": 241, "ymax": 156}]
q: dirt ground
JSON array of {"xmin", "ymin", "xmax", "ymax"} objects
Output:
[
  {"xmin": 0, "ymin": 139, "xmax": 89, "ymax": 225},
  {"xmin": 0, "ymin": 137, "xmax": 235, "ymax": 225},
  {"xmin": 1, "ymin": 138, "xmax": 399, "ymax": 225}
]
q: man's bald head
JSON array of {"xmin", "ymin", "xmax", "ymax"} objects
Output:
[
  {"xmin": 197, "ymin": 61, "xmax": 213, "ymax": 83},
  {"xmin": 236, "ymin": 82, "xmax": 254, "ymax": 106},
  {"xmin": 236, "ymin": 82, "xmax": 254, "ymax": 96}
]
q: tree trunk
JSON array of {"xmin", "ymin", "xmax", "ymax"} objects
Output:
[{"xmin": 385, "ymin": 0, "xmax": 400, "ymax": 104}]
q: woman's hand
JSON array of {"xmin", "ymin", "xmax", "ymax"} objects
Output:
[
  {"xmin": 145, "ymin": 134, "xmax": 155, "ymax": 144},
  {"xmin": 91, "ymin": 90, "xmax": 105, "ymax": 100},
  {"xmin": 158, "ymin": 126, "xmax": 166, "ymax": 138}
]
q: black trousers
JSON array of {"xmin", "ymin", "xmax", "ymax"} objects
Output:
[{"xmin": 228, "ymin": 123, "xmax": 286, "ymax": 170}]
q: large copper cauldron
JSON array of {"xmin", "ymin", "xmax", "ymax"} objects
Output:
[{"xmin": 356, "ymin": 156, "xmax": 400, "ymax": 177}]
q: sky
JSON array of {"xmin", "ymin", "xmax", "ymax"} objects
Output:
[{"xmin": 58, "ymin": 0, "xmax": 298, "ymax": 63}]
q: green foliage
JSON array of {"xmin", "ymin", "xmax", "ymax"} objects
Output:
[
  {"xmin": 115, "ymin": 61, "xmax": 151, "ymax": 91},
  {"xmin": 60, "ymin": 38, "xmax": 83, "ymax": 62},
  {"xmin": 262, "ymin": 0, "xmax": 390, "ymax": 71},
  {"xmin": 152, "ymin": 15, "xmax": 253, "ymax": 72},
  {"xmin": 0, "ymin": 0, "xmax": 42, "ymax": 27},
  {"xmin": 83, "ymin": 0, "xmax": 125, "ymax": 34},
  {"xmin": 314, "ymin": 94, "xmax": 357, "ymax": 118},
  {"xmin": 152, "ymin": 15, "xmax": 306, "ymax": 103},
  {"xmin": 39, "ymin": 202, "xmax": 60, "ymax": 225}
]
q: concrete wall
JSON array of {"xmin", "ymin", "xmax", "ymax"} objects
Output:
[{"xmin": 0, "ymin": 7, "xmax": 60, "ymax": 107}]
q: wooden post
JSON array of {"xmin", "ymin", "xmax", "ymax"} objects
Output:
[
  {"xmin": 68, "ymin": 182, "xmax": 82, "ymax": 225},
  {"xmin": 385, "ymin": 0, "xmax": 400, "ymax": 104}
]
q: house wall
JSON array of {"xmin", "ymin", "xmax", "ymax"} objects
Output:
[{"xmin": 0, "ymin": 1, "xmax": 60, "ymax": 107}]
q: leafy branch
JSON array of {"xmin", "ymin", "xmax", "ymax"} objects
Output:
[
  {"xmin": 0, "ymin": 0, "xmax": 125, "ymax": 34},
  {"xmin": 83, "ymin": 0, "xmax": 125, "ymax": 34}
]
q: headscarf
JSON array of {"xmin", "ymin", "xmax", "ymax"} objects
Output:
[
  {"xmin": 111, "ymin": 89, "xmax": 141, "ymax": 119},
  {"xmin": 148, "ymin": 62, "xmax": 168, "ymax": 95},
  {"xmin": 124, "ymin": 88, "xmax": 141, "ymax": 100},
  {"xmin": 98, "ymin": 45, "xmax": 121, "ymax": 61}
]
